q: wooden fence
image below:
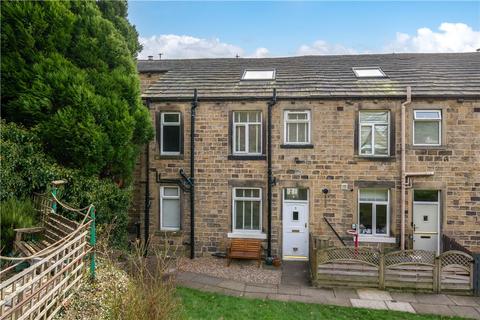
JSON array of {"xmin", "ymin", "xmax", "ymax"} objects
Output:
[
  {"xmin": 310, "ymin": 235, "xmax": 475, "ymax": 295},
  {"xmin": 0, "ymin": 190, "xmax": 95, "ymax": 320}
]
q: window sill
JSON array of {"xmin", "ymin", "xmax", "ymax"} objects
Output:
[
  {"xmin": 280, "ymin": 144, "xmax": 314, "ymax": 149},
  {"xmin": 227, "ymin": 232, "xmax": 267, "ymax": 240},
  {"xmin": 228, "ymin": 155, "xmax": 266, "ymax": 161},
  {"xmin": 358, "ymin": 235, "xmax": 396, "ymax": 243},
  {"xmin": 155, "ymin": 155, "xmax": 184, "ymax": 160},
  {"xmin": 155, "ymin": 230, "xmax": 182, "ymax": 237},
  {"xmin": 409, "ymin": 145, "xmax": 445, "ymax": 150},
  {"xmin": 354, "ymin": 155, "xmax": 396, "ymax": 162}
]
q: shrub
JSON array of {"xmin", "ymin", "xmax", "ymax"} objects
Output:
[
  {"xmin": 106, "ymin": 245, "xmax": 182, "ymax": 320},
  {"xmin": 0, "ymin": 121, "xmax": 132, "ymax": 247},
  {"xmin": 0, "ymin": 198, "xmax": 37, "ymax": 254}
]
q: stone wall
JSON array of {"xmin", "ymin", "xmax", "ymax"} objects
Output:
[{"xmin": 134, "ymin": 97, "xmax": 480, "ymax": 256}]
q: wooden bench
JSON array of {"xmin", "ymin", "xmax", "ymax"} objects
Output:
[
  {"xmin": 227, "ymin": 239, "xmax": 262, "ymax": 267},
  {"xmin": 14, "ymin": 210, "xmax": 79, "ymax": 257}
]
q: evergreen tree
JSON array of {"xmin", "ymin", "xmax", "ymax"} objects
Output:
[{"xmin": 1, "ymin": 0, "xmax": 152, "ymax": 182}]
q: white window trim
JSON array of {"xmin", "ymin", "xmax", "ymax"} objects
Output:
[
  {"xmin": 232, "ymin": 111, "xmax": 262, "ymax": 155},
  {"xmin": 283, "ymin": 188, "xmax": 309, "ymax": 203},
  {"xmin": 352, "ymin": 67, "xmax": 387, "ymax": 78},
  {"xmin": 160, "ymin": 186, "xmax": 180, "ymax": 231},
  {"xmin": 358, "ymin": 189, "xmax": 390, "ymax": 237},
  {"xmin": 413, "ymin": 109, "xmax": 442, "ymax": 146},
  {"xmin": 358, "ymin": 235, "xmax": 396, "ymax": 243},
  {"xmin": 358, "ymin": 111, "xmax": 390, "ymax": 157},
  {"xmin": 283, "ymin": 110, "xmax": 311, "ymax": 145},
  {"xmin": 227, "ymin": 232, "xmax": 267, "ymax": 239},
  {"xmin": 160, "ymin": 112, "xmax": 181, "ymax": 155},
  {"xmin": 241, "ymin": 69, "xmax": 276, "ymax": 80},
  {"xmin": 232, "ymin": 187, "xmax": 262, "ymax": 234}
]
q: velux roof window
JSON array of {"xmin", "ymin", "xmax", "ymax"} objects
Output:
[
  {"xmin": 242, "ymin": 69, "xmax": 276, "ymax": 80},
  {"xmin": 352, "ymin": 67, "xmax": 387, "ymax": 78}
]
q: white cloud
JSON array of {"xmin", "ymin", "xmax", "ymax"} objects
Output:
[
  {"xmin": 386, "ymin": 23, "xmax": 480, "ymax": 53},
  {"xmin": 248, "ymin": 47, "xmax": 270, "ymax": 58},
  {"xmin": 296, "ymin": 40, "xmax": 358, "ymax": 56},
  {"xmin": 139, "ymin": 34, "xmax": 269, "ymax": 59},
  {"xmin": 139, "ymin": 23, "xmax": 480, "ymax": 60}
]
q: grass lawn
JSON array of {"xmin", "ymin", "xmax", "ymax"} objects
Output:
[{"xmin": 178, "ymin": 287, "xmax": 464, "ymax": 320}]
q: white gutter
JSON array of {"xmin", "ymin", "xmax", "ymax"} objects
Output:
[{"xmin": 400, "ymin": 86, "xmax": 435, "ymax": 250}]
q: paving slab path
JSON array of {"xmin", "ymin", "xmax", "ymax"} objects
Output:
[{"xmin": 176, "ymin": 261, "xmax": 480, "ymax": 319}]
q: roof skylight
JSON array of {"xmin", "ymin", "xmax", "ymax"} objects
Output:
[
  {"xmin": 242, "ymin": 69, "xmax": 276, "ymax": 80},
  {"xmin": 352, "ymin": 67, "xmax": 386, "ymax": 78}
]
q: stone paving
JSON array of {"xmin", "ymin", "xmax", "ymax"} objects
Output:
[{"xmin": 176, "ymin": 261, "xmax": 480, "ymax": 319}]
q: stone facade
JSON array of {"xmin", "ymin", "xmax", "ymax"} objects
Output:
[{"xmin": 131, "ymin": 95, "xmax": 480, "ymax": 256}]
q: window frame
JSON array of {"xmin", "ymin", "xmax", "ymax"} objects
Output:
[
  {"xmin": 241, "ymin": 69, "xmax": 276, "ymax": 80},
  {"xmin": 357, "ymin": 189, "xmax": 390, "ymax": 237},
  {"xmin": 232, "ymin": 187, "xmax": 262, "ymax": 234},
  {"xmin": 413, "ymin": 110, "xmax": 442, "ymax": 146},
  {"xmin": 232, "ymin": 111, "xmax": 263, "ymax": 155},
  {"xmin": 352, "ymin": 67, "xmax": 387, "ymax": 78},
  {"xmin": 160, "ymin": 112, "xmax": 182, "ymax": 155},
  {"xmin": 160, "ymin": 186, "xmax": 181, "ymax": 231},
  {"xmin": 284, "ymin": 110, "xmax": 311, "ymax": 145},
  {"xmin": 358, "ymin": 110, "xmax": 390, "ymax": 157}
]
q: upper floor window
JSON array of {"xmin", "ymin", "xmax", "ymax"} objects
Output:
[
  {"xmin": 358, "ymin": 189, "xmax": 389, "ymax": 236},
  {"xmin": 284, "ymin": 110, "xmax": 311, "ymax": 144},
  {"xmin": 359, "ymin": 111, "xmax": 389, "ymax": 156},
  {"xmin": 160, "ymin": 186, "xmax": 180, "ymax": 231},
  {"xmin": 233, "ymin": 111, "xmax": 262, "ymax": 155},
  {"xmin": 233, "ymin": 188, "xmax": 262, "ymax": 233},
  {"xmin": 242, "ymin": 69, "xmax": 275, "ymax": 80},
  {"xmin": 413, "ymin": 110, "xmax": 441, "ymax": 146},
  {"xmin": 160, "ymin": 112, "xmax": 181, "ymax": 155}
]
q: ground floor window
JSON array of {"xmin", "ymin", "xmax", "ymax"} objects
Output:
[
  {"xmin": 160, "ymin": 186, "xmax": 180, "ymax": 230},
  {"xmin": 233, "ymin": 188, "xmax": 262, "ymax": 233},
  {"xmin": 358, "ymin": 189, "xmax": 389, "ymax": 236}
]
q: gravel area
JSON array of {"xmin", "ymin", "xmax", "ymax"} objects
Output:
[
  {"xmin": 53, "ymin": 261, "xmax": 129, "ymax": 320},
  {"xmin": 177, "ymin": 256, "xmax": 282, "ymax": 285}
]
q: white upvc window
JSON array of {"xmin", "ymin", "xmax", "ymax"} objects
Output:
[
  {"xmin": 232, "ymin": 188, "xmax": 262, "ymax": 233},
  {"xmin": 160, "ymin": 186, "xmax": 180, "ymax": 231},
  {"xmin": 413, "ymin": 110, "xmax": 442, "ymax": 146},
  {"xmin": 284, "ymin": 110, "xmax": 311, "ymax": 144},
  {"xmin": 233, "ymin": 111, "xmax": 262, "ymax": 155},
  {"xmin": 358, "ymin": 189, "xmax": 389, "ymax": 237},
  {"xmin": 359, "ymin": 111, "xmax": 390, "ymax": 156},
  {"xmin": 160, "ymin": 112, "xmax": 181, "ymax": 155}
]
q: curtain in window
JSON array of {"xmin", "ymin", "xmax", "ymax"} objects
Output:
[
  {"xmin": 162, "ymin": 199, "xmax": 180, "ymax": 228},
  {"xmin": 414, "ymin": 121, "xmax": 439, "ymax": 145}
]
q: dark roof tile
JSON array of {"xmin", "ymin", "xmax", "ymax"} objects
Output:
[{"xmin": 138, "ymin": 53, "xmax": 480, "ymax": 99}]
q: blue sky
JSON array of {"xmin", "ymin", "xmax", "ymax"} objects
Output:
[{"xmin": 128, "ymin": 1, "xmax": 480, "ymax": 59}]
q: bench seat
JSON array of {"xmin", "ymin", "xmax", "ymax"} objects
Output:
[{"xmin": 227, "ymin": 239, "xmax": 262, "ymax": 267}]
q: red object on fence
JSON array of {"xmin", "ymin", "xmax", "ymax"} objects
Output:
[{"xmin": 347, "ymin": 230, "xmax": 359, "ymax": 248}]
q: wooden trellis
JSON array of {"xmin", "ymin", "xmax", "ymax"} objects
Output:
[
  {"xmin": 0, "ymin": 185, "xmax": 95, "ymax": 320},
  {"xmin": 310, "ymin": 234, "xmax": 475, "ymax": 295}
]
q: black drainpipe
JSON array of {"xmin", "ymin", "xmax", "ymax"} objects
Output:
[
  {"xmin": 267, "ymin": 88, "xmax": 277, "ymax": 258},
  {"xmin": 144, "ymin": 98, "xmax": 152, "ymax": 256},
  {"xmin": 190, "ymin": 89, "xmax": 198, "ymax": 259}
]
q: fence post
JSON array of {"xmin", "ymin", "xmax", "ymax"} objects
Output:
[
  {"xmin": 474, "ymin": 253, "xmax": 480, "ymax": 297},
  {"xmin": 434, "ymin": 255, "xmax": 441, "ymax": 293},
  {"xmin": 51, "ymin": 185, "xmax": 58, "ymax": 214},
  {"xmin": 379, "ymin": 250, "xmax": 385, "ymax": 290},
  {"xmin": 89, "ymin": 206, "xmax": 96, "ymax": 281}
]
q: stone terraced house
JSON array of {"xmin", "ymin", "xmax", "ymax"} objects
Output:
[{"xmin": 131, "ymin": 52, "xmax": 480, "ymax": 260}]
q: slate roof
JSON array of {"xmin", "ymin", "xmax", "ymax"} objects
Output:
[{"xmin": 138, "ymin": 53, "xmax": 480, "ymax": 100}]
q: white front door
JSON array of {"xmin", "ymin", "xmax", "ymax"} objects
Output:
[
  {"xmin": 282, "ymin": 202, "xmax": 309, "ymax": 260},
  {"xmin": 413, "ymin": 190, "xmax": 440, "ymax": 254}
]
